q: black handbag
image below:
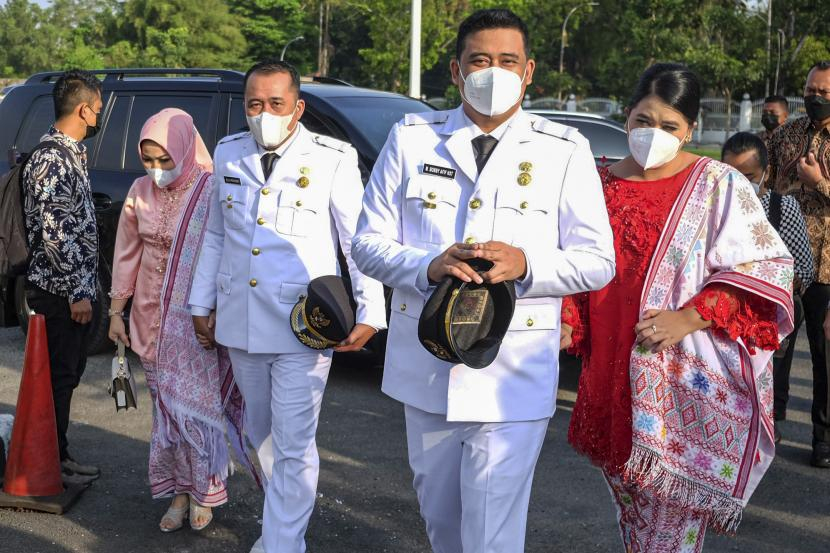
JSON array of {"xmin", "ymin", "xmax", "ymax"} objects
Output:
[{"xmin": 108, "ymin": 340, "xmax": 138, "ymax": 411}]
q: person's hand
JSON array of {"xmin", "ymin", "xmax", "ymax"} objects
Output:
[
  {"xmin": 797, "ymin": 152, "xmax": 825, "ymax": 187},
  {"xmin": 560, "ymin": 323, "xmax": 573, "ymax": 351},
  {"xmin": 427, "ymin": 243, "xmax": 484, "ymax": 284},
  {"xmin": 634, "ymin": 308, "xmax": 709, "ymax": 353},
  {"xmin": 824, "ymin": 309, "xmax": 830, "ymax": 341},
  {"xmin": 461, "ymin": 241, "xmax": 528, "ymax": 284},
  {"xmin": 334, "ymin": 323, "xmax": 377, "ymax": 352},
  {"xmin": 108, "ymin": 315, "xmax": 130, "ymax": 347},
  {"xmin": 69, "ymin": 299, "xmax": 93, "ymax": 324},
  {"xmin": 192, "ymin": 311, "xmax": 216, "ymax": 350}
]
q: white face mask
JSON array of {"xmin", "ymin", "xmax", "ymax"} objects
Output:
[
  {"xmin": 627, "ymin": 127, "xmax": 685, "ymax": 170},
  {"xmin": 146, "ymin": 163, "xmax": 182, "ymax": 188},
  {"xmin": 458, "ymin": 65, "xmax": 526, "ymax": 117},
  {"xmin": 247, "ymin": 108, "xmax": 297, "ymax": 149},
  {"xmin": 750, "ymin": 169, "xmax": 766, "ymax": 195}
]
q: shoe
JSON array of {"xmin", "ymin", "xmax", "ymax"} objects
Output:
[
  {"xmin": 811, "ymin": 441, "xmax": 830, "ymax": 468},
  {"xmin": 250, "ymin": 537, "xmax": 265, "ymax": 553},
  {"xmin": 61, "ymin": 466, "xmax": 97, "ymax": 486},
  {"xmin": 773, "ymin": 421, "xmax": 782, "ymax": 444},
  {"xmin": 160, "ymin": 503, "xmax": 188, "ymax": 532},
  {"xmin": 62, "ymin": 457, "xmax": 100, "ymax": 478},
  {"xmin": 189, "ymin": 498, "xmax": 213, "ymax": 531}
]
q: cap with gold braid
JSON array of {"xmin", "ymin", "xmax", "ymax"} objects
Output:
[
  {"xmin": 290, "ymin": 275, "xmax": 355, "ymax": 350},
  {"xmin": 418, "ymin": 258, "xmax": 516, "ymax": 369}
]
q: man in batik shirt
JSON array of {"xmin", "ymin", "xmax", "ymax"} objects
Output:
[
  {"xmin": 768, "ymin": 60, "xmax": 830, "ymax": 468},
  {"xmin": 22, "ymin": 69, "xmax": 102, "ymax": 484}
]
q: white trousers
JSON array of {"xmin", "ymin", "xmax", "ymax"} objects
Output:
[
  {"xmin": 405, "ymin": 405, "xmax": 549, "ymax": 553},
  {"xmin": 229, "ymin": 348, "xmax": 332, "ymax": 553}
]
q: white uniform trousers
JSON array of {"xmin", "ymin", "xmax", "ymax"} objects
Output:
[
  {"xmin": 405, "ymin": 405, "xmax": 549, "ymax": 553},
  {"xmin": 229, "ymin": 348, "xmax": 333, "ymax": 553}
]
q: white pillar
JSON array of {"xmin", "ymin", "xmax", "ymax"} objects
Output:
[
  {"xmin": 739, "ymin": 93, "xmax": 753, "ymax": 131},
  {"xmin": 409, "ymin": 0, "xmax": 422, "ymax": 98}
]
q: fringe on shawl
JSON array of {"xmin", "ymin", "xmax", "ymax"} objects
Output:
[
  {"xmin": 624, "ymin": 445, "xmax": 743, "ymax": 534},
  {"xmin": 154, "ymin": 394, "xmax": 233, "ymax": 483}
]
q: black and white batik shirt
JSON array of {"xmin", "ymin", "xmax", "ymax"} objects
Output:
[{"xmin": 760, "ymin": 191, "xmax": 814, "ymax": 291}]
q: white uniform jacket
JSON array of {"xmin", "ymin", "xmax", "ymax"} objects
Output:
[
  {"xmin": 189, "ymin": 124, "xmax": 387, "ymax": 354},
  {"xmin": 352, "ymin": 107, "xmax": 615, "ymax": 422}
]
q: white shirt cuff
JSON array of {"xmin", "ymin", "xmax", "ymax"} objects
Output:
[{"xmin": 190, "ymin": 306, "xmax": 212, "ymax": 317}]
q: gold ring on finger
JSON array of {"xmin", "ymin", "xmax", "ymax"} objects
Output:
[{"xmin": 651, "ymin": 324, "xmax": 658, "ymax": 335}]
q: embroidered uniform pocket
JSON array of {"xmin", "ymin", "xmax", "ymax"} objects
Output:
[
  {"xmin": 275, "ymin": 188, "xmax": 323, "ymax": 237},
  {"xmin": 279, "ymin": 282, "xmax": 308, "ymax": 303},
  {"xmin": 404, "ymin": 175, "xmax": 461, "ymax": 246},
  {"xmin": 220, "ymin": 183, "xmax": 248, "ymax": 230},
  {"xmin": 493, "ymin": 187, "xmax": 551, "ymax": 245}
]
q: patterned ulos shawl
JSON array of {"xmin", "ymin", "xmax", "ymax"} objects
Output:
[
  {"xmin": 156, "ymin": 172, "xmax": 259, "ymax": 486},
  {"xmin": 624, "ymin": 158, "xmax": 794, "ymax": 533}
]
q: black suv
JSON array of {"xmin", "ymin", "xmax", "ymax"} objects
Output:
[{"xmin": 0, "ymin": 69, "xmax": 432, "ymax": 354}]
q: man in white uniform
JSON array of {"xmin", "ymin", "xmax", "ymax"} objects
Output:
[
  {"xmin": 352, "ymin": 9, "xmax": 615, "ymax": 552},
  {"xmin": 188, "ymin": 60, "xmax": 386, "ymax": 553}
]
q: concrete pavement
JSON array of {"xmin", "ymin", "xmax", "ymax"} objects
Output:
[{"xmin": 0, "ymin": 326, "xmax": 828, "ymax": 552}]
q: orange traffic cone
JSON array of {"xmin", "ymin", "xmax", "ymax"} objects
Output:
[
  {"xmin": 3, "ymin": 313, "xmax": 62, "ymax": 496},
  {"xmin": 0, "ymin": 313, "xmax": 87, "ymax": 514}
]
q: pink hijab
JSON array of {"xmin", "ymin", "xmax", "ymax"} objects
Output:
[{"xmin": 138, "ymin": 108, "xmax": 213, "ymax": 188}]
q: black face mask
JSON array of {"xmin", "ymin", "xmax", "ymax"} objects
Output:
[
  {"xmin": 83, "ymin": 107, "xmax": 101, "ymax": 140},
  {"xmin": 805, "ymin": 95, "xmax": 830, "ymax": 123},
  {"xmin": 761, "ymin": 112, "xmax": 780, "ymax": 131}
]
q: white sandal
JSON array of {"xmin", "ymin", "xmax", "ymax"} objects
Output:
[
  {"xmin": 159, "ymin": 503, "xmax": 188, "ymax": 533},
  {"xmin": 189, "ymin": 498, "xmax": 213, "ymax": 531}
]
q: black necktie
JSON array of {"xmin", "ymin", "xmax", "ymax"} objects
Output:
[
  {"xmin": 472, "ymin": 134, "xmax": 498, "ymax": 174},
  {"xmin": 261, "ymin": 152, "xmax": 279, "ymax": 180}
]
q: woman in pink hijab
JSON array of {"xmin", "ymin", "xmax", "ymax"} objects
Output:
[{"xmin": 108, "ymin": 109, "xmax": 251, "ymax": 533}]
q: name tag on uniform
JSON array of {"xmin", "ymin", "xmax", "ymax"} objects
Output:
[
  {"xmin": 224, "ymin": 176, "xmax": 241, "ymax": 185},
  {"xmin": 422, "ymin": 163, "xmax": 456, "ymax": 180}
]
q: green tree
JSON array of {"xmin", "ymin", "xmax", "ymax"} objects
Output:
[{"xmin": 113, "ymin": 0, "xmax": 248, "ymax": 68}]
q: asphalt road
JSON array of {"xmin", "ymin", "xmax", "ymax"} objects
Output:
[{"xmin": 0, "ymin": 326, "xmax": 828, "ymax": 553}]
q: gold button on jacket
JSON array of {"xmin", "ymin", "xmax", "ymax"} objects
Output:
[
  {"xmin": 257, "ymin": 217, "xmax": 266, "ymax": 225},
  {"xmin": 249, "ymin": 279, "xmax": 257, "ymax": 287}
]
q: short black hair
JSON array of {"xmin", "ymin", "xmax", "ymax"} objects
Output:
[
  {"xmin": 53, "ymin": 69, "xmax": 102, "ymax": 120},
  {"xmin": 764, "ymin": 94, "xmax": 789, "ymax": 109},
  {"xmin": 244, "ymin": 59, "xmax": 301, "ymax": 97},
  {"xmin": 809, "ymin": 60, "xmax": 830, "ymax": 73},
  {"xmin": 722, "ymin": 131, "xmax": 768, "ymax": 168},
  {"xmin": 455, "ymin": 9, "xmax": 530, "ymax": 60},
  {"xmin": 628, "ymin": 63, "xmax": 700, "ymax": 124}
]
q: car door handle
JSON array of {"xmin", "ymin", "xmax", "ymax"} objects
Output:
[{"xmin": 92, "ymin": 193, "xmax": 112, "ymax": 211}]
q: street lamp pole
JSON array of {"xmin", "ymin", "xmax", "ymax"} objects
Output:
[
  {"xmin": 280, "ymin": 35, "xmax": 305, "ymax": 61},
  {"xmin": 765, "ymin": 0, "xmax": 772, "ymax": 96},
  {"xmin": 559, "ymin": 2, "xmax": 597, "ymax": 100},
  {"xmin": 774, "ymin": 28, "xmax": 785, "ymax": 94},
  {"xmin": 409, "ymin": 0, "xmax": 422, "ymax": 99}
]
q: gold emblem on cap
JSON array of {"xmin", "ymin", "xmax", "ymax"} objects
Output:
[
  {"xmin": 297, "ymin": 176, "xmax": 310, "ymax": 188},
  {"xmin": 519, "ymin": 161, "xmax": 533, "ymax": 172},
  {"xmin": 299, "ymin": 166, "xmax": 311, "ymax": 176},
  {"xmin": 309, "ymin": 306, "xmax": 331, "ymax": 329},
  {"xmin": 517, "ymin": 172, "xmax": 532, "ymax": 186}
]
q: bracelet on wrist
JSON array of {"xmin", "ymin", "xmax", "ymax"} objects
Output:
[{"xmin": 108, "ymin": 309, "xmax": 124, "ymax": 317}]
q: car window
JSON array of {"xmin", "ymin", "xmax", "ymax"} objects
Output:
[
  {"xmin": 229, "ymin": 96, "xmax": 247, "ymax": 135},
  {"xmin": 328, "ymin": 96, "xmax": 430, "ymax": 157},
  {"xmin": 94, "ymin": 95, "xmax": 130, "ymax": 170},
  {"xmin": 15, "ymin": 95, "xmax": 54, "ymax": 152},
  {"xmin": 558, "ymin": 118, "xmax": 629, "ymax": 161},
  {"xmin": 124, "ymin": 95, "xmax": 213, "ymax": 171}
]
